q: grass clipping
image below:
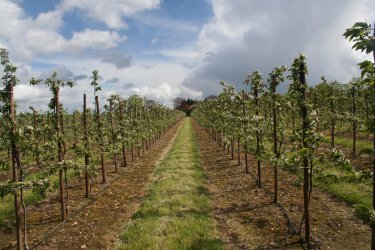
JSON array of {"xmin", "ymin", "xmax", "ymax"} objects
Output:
[{"xmin": 116, "ymin": 118, "xmax": 223, "ymax": 250}]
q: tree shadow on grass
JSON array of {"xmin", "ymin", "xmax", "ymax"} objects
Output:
[{"xmin": 189, "ymin": 238, "xmax": 224, "ymax": 250}]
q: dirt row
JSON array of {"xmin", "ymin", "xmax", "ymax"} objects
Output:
[
  {"xmin": 0, "ymin": 120, "xmax": 182, "ymax": 250},
  {"xmin": 193, "ymin": 120, "xmax": 371, "ymax": 249}
]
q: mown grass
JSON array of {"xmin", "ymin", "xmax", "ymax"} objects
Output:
[
  {"xmin": 314, "ymin": 160, "xmax": 373, "ymax": 223},
  {"xmin": 321, "ymin": 135, "xmax": 374, "ymax": 155},
  {"xmin": 315, "ymin": 171, "xmax": 372, "ymax": 207},
  {"xmin": 116, "ymin": 118, "xmax": 223, "ymax": 250}
]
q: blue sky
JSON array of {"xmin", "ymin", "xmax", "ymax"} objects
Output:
[
  {"xmin": 0, "ymin": 0, "xmax": 374, "ymax": 112},
  {"xmin": 21, "ymin": 0, "xmax": 212, "ymax": 60}
]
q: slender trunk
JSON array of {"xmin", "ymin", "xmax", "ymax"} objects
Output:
[
  {"xmin": 83, "ymin": 94, "xmax": 90, "ymax": 198},
  {"xmin": 61, "ymin": 112, "xmax": 67, "ymax": 156},
  {"xmin": 130, "ymin": 109, "xmax": 134, "ymax": 162},
  {"xmin": 255, "ymin": 87, "xmax": 261, "ymax": 187},
  {"xmin": 371, "ymin": 59, "xmax": 375, "ymax": 249},
  {"xmin": 237, "ymin": 136, "xmax": 241, "ymax": 166},
  {"xmin": 245, "ymin": 152, "xmax": 248, "ymax": 174},
  {"xmin": 119, "ymin": 102, "xmax": 127, "ymax": 167},
  {"xmin": 291, "ymin": 101, "xmax": 295, "ymax": 136},
  {"xmin": 95, "ymin": 96, "xmax": 106, "ymax": 183},
  {"xmin": 330, "ymin": 87, "xmax": 335, "ymax": 149},
  {"xmin": 271, "ymin": 80, "xmax": 278, "ymax": 203},
  {"xmin": 352, "ymin": 86, "xmax": 357, "ymax": 158},
  {"xmin": 60, "ymin": 111, "xmax": 69, "ymax": 213},
  {"xmin": 109, "ymin": 100, "xmax": 118, "ymax": 173},
  {"xmin": 72, "ymin": 112, "xmax": 77, "ymax": 148},
  {"xmin": 33, "ymin": 110, "xmax": 40, "ymax": 168},
  {"xmin": 231, "ymin": 138, "xmax": 234, "ymax": 160},
  {"xmin": 371, "ymin": 34, "xmax": 374, "ymax": 232},
  {"xmin": 56, "ymin": 88, "xmax": 66, "ymax": 221},
  {"xmin": 21, "ymin": 189, "xmax": 28, "ymax": 249},
  {"xmin": 331, "ymin": 121, "xmax": 335, "ymax": 149},
  {"xmin": 242, "ymin": 91, "xmax": 249, "ymax": 174},
  {"xmin": 10, "ymin": 81, "xmax": 24, "ymax": 250},
  {"xmin": 300, "ymin": 63, "xmax": 310, "ymax": 243}
]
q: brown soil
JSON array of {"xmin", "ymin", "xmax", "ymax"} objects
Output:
[
  {"xmin": 0, "ymin": 121, "xmax": 182, "ymax": 250},
  {"xmin": 193, "ymin": 120, "xmax": 371, "ymax": 250}
]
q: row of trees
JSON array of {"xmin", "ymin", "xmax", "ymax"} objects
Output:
[
  {"xmin": 192, "ymin": 54, "xmax": 320, "ymax": 244},
  {"xmin": 192, "ymin": 21, "xmax": 375, "ymax": 247},
  {"xmin": 0, "ymin": 48, "xmax": 184, "ymax": 250}
]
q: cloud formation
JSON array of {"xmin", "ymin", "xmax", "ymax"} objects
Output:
[
  {"xmin": 0, "ymin": 0, "xmax": 127, "ymax": 61},
  {"xmin": 182, "ymin": 0, "xmax": 375, "ymax": 96},
  {"xmin": 59, "ymin": 0, "xmax": 161, "ymax": 29},
  {"xmin": 106, "ymin": 77, "xmax": 120, "ymax": 84},
  {"xmin": 97, "ymin": 51, "xmax": 133, "ymax": 69},
  {"xmin": 2, "ymin": 0, "xmax": 375, "ymax": 112},
  {"xmin": 123, "ymin": 82, "xmax": 135, "ymax": 89},
  {"xmin": 132, "ymin": 82, "xmax": 202, "ymax": 107}
]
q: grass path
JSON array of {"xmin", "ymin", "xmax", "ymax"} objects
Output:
[{"xmin": 116, "ymin": 118, "xmax": 223, "ymax": 250}]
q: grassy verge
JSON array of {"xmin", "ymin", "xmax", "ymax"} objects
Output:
[
  {"xmin": 321, "ymin": 135, "xmax": 373, "ymax": 155},
  {"xmin": 313, "ymin": 159, "xmax": 373, "ymax": 223},
  {"xmin": 116, "ymin": 118, "xmax": 223, "ymax": 250}
]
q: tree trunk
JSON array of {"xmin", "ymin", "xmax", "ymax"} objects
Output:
[
  {"xmin": 72, "ymin": 112, "xmax": 77, "ymax": 148},
  {"xmin": 291, "ymin": 101, "xmax": 295, "ymax": 136},
  {"xmin": 255, "ymin": 87, "xmax": 261, "ymax": 187},
  {"xmin": 109, "ymin": 100, "xmax": 118, "ymax": 173},
  {"xmin": 60, "ymin": 110, "xmax": 69, "ymax": 214},
  {"xmin": 271, "ymin": 80, "xmax": 278, "ymax": 204},
  {"xmin": 237, "ymin": 136, "xmax": 241, "ymax": 166},
  {"xmin": 56, "ymin": 88, "xmax": 66, "ymax": 221},
  {"xmin": 371, "ymin": 34, "xmax": 375, "ymax": 247},
  {"xmin": 83, "ymin": 94, "xmax": 90, "ymax": 198},
  {"xmin": 95, "ymin": 96, "xmax": 106, "ymax": 183},
  {"xmin": 330, "ymin": 86, "xmax": 335, "ymax": 149},
  {"xmin": 242, "ymin": 90, "xmax": 249, "ymax": 174},
  {"xmin": 9, "ymin": 80, "xmax": 24, "ymax": 249},
  {"xmin": 119, "ymin": 102, "xmax": 127, "ymax": 167},
  {"xmin": 231, "ymin": 138, "xmax": 234, "ymax": 160},
  {"xmin": 299, "ymin": 62, "xmax": 310, "ymax": 243},
  {"xmin": 352, "ymin": 86, "xmax": 357, "ymax": 158},
  {"xmin": 33, "ymin": 110, "xmax": 40, "ymax": 168}
]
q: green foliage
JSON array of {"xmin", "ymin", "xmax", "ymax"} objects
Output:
[
  {"xmin": 354, "ymin": 204, "xmax": 375, "ymax": 226},
  {"xmin": 343, "ymin": 22, "xmax": 375, "ymax": 54},
  {"xmin": 91, "ymin": 69, "xmax": 101, "ymax": 95},
  {"xmin": 328, "ymin": 148, "xmax": 353, "ymax": 172}
]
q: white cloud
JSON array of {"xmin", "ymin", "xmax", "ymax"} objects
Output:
[
  {"xmin": 68, "ymin": 29, "xmax": 127, "ymax": 51},
  {"xmin": 0, "ymin": 0, "xmax": 28, "ymax": 40},
  {"xmin": 5, "ymin": 0, "xmax": 375, "ymax": 112},
  {"xmin": 59, "ymin": 0, "xmax": 161, "ymax": 29},
  {"xmin": 133, "ymin": 82, "xmax": 202, "ymax": 107},
  {"xmin": 25, "ymin": 29, "xmax": 66, "ymax": 54},
  {"xmin": 0, "ymin": 0, "xmax": 127, "ymax": 61},
  {"xmin": 182, "ymin": 0, "xmax": 375, "ymax": 96},
  {"xmin": 157, "ymin": 47, "xmax": 199, "ymax": 61},
  {"xmin": 34, "ymin": 10, "xmax": 64, "ymax": 31},
  {"xmin": 133, "ymin": 14, "xmax": 199, "ymax": 33},
  {"xmin": 14, "ymin": 84, "xmax": 51, "ymax": 111},
  {"xmin": 18, "ymin": 56, "xmax": 201, "ymax": 110},
  {"xmin": 7, "ymin": 27, "xmax": 125, "ymax": 61}
]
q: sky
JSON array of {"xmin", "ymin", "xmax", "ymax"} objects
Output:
[{"xmin": 0, "ymin": 0, "xmax": 374, "ymax": 112}]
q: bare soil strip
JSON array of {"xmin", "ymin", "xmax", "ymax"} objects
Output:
[
  {"xmin": 193, "ymin": 120, "xmax": 371, "ymax": 250},
  {"xmin": 0, "ymin": 121, "xmax": 183, "ymax": 250}
]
